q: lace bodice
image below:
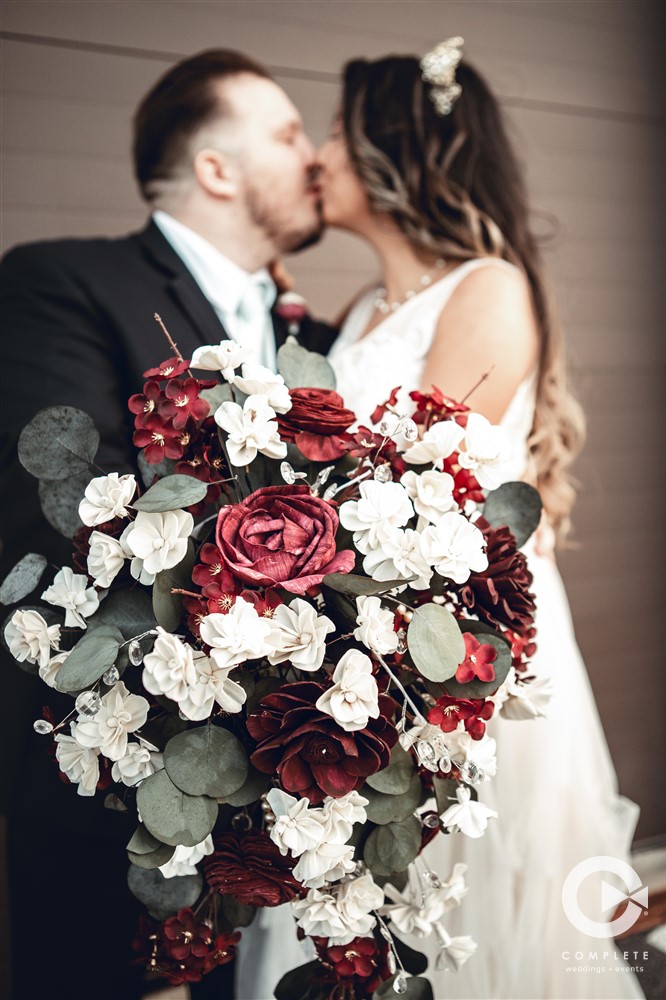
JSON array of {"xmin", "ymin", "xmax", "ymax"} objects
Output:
[{"xmin": 328, "ymin": 257, "xmax": 537, "ymax": 480}]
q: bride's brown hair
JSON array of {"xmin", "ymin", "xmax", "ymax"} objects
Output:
[{"xmin": 341, "ymin": 55, "xmax": 585, "ymax": 540}]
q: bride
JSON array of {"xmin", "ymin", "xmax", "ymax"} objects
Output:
[{"xmin": 238, "ymin": 42, "xmax": 644, "ymax": 1000}]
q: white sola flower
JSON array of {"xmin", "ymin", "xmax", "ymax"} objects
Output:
[
  {"xmin": 268, "ymin": 789, "xmax": 328, "ymax": 857},
  {"xmin": 499, "ymin": 669, "xmax": 552, "ymax": 721},
  {"xmin": 363, "ymin": 528, "xmax": 432, "ymax": 591},
  {"xmin": 458, "ymin": 413, "xmax": 514, "ymax": 490},
  {"xmin": 190, "ymin": 340, "xmax": 251, "ymax": 379},
  {"xmin": 42, "ymin": 567, "xmax": 100, "ymax": 628},
  {"xmin": 121, "ymin": 509, "xmax": 193, "ymax": 577},
  {"xmin": 111, "ymin": 738, "xmax": 163, "ymax": 786},
  {"xmin": 55, "ymin": 727, "xmax": 100, "ymax": 796},
  {"xmin": 4, "ymin": 609, "xmax": 60, "ymax": 668},
  {"xmin": 292, "ymin": 873, "xmax": 384, "ymax": 944},
  {"xmin": 199, "ymin": 598, "xmax": 274, "ymax": 669},
  {"xmin": 178, "ymin": 652, "xmax": 247, "ymax": 721},
  {"xmin": 434, "ymin": 927, "xmax": 477, "ymax": 972},
  {"xmin": 379, "ymin": 862, "xmax": 469, "ymax": 936},
  {"xmin": 159, "ymin": 835, "xmax": 214, "ymax": 879},
  {"xmin": 339, "ymin": 480, "xmax": 414, "ymax": 555},
  {"xmin": 232, "ymin": 363, "xmax": 292, "ymax": 413},
  {"xmin": 74, "ymin": 680, "xmax": 149, "ymax": 761},
  {"xmin": 78, "ymin": 472, "xmax": 136, "ymax": 527},
  {"xmin": 143, "ymin": 627, "xmax": 198, "ymax": 702},
  {"xmin": 214, "ymin": 394, "xmax": 287, "ymax": 466},
  {"xmin": 403, "ymin": 420, "xmax": 465, "ymax": 467},
  {"xmin": 420, "ymin": 511, "xmax": 487, "ymax": 584},
  {"xmin": 440, "ymin": 786, "xmax": 497, "ymax": 839},
  {"xmin": 316, "ymin": 649, "xmax": 380, "ymax": 732},
  {"xmin": 354, "ymin": 595, "xmax": 398, "ymax": 655},
  {"xmin": 39, "ymin": 650, "xmax": 70, "ymax": 689},
  {"xmin": 322, "ymin": 790, "xmax": 368, "ymax": 843},
  {"xmin": 400, "ymin": 469, "xmax": 457, "ymax": 524},
  {"xmin": 87, "ymin": 531, "xmax": 126, "ymax": 588},
  {"xmin": 268, "ymin": 598, "xmax": 335, "ymax": 671}
]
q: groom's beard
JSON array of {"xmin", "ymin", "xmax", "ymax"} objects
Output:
[{"xmin": 245, "ymin": 181, "xmax": 325, "ymax": 255}]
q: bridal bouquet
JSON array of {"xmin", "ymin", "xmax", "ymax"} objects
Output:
[{"xmin": 2, "ymin": 332, "xmax": 546, "ymax": 999}]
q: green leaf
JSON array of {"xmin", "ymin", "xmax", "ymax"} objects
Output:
[
  {"xmin": 93, "ymin": 588, "xmax": 156, "ymax": 640},
  {"xmin": 222, "ymin": 896, "xmax": 256, "ymax": 928},
  {"xmin": 366, "ymin": 743, "xmax": 414, "ymax": 795},
  {"xmin": 374, "ymin": 975, "xmax": 434, "ymax": 1000},
  {"xmin": 0, "ymin": 553, "xmax": 47, "ymax": 605},
  {"xmin": 164, "ymin": 725, "xmax": 248, "ymax": 798},
  {"xmin": 200, "ymin": 383, "xmax": 234, "ymax": 410},
  {"xmin": 432, "ymin": 776, "xmax": 477, "ymax": 816},
  {"xmin": 219, "ymin": 765, "xmax": 271, "ymax": 806},
  {"xmin": 363, "ymin": 815, "xmax": 421, "ymax": 875},
  {"xmin": 322, "ymin": 572, "xmax": 408, "ymax": 597},
  {"xmin": 126, "ymin": 824, "xmax": 175, "ymax": 870},
  {"xmin": 17, "ymin": 405, "xmax": 99, "ymax": 480},
  {"xmin": 483, "ymin": 481, "xmax": 542, "ymax": 547},
  {"xmin": 152, "ymin": 539, "xmax": 196, "ymax": 631},
  {"xmin": 136, "ymin": 768, "xmax": 218, "ymax": 847},
  {"xmin": 363, "ymin": 773, "xmax": 422, "ymax": 826},
  {"xmin": 127, "ymin": 864, "xmax": 202, "ymax": 921},
  {"xmin": 392, "ymin": 936, "xmax": 429, "ymax": 976},
  {"xmin": 443, "ymin": 622, "xmax": 512, "ymax": 699},
  {"xmin": 37, "ymin": 471, "xmax": 90, "ymax": 538},
  {"xmin": 139, "ymin": 710, "xmax": 188, "ymax": 751},
  {"xmin": 55, "ymin": 625, "xmax": 124, "ymax": 693},
  {"xmin": 133, "ymin": 474, "xmax": 209, "ymax": 513},
  {"xmin": 274, "ymin": 961, "xmax": 324, "ymax": 1000},
  {"xmin": 407, "ymin": 603, "xmax": 465, "ymax": 682},
  {"xmin": 245, "ymin": 676, "xmax": 283, "ymax": 718},
  {"xmin": 137, "ymin": 451, "xmax": 175, "ymax": 489},
  {"xmin": 277, "ymin": 340, "xmax": 337, "ymax": 390}
]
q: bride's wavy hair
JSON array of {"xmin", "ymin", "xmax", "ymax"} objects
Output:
[{"xmin": 341, "ymin": 55, "xmax": 585, "ymax": 540}]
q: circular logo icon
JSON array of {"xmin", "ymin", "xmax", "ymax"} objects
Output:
[{"xmin": 561, "ymin": 855, "xmax": 648, "ymax": 938}]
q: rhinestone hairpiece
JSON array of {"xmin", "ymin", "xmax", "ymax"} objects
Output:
[{"xmin": 420, "ymin": 36, "xmax": 464, "ymax": 116}]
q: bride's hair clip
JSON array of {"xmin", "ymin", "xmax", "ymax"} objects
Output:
[{"xmin": 420, "ymin": 36, "xmax": 464, "ymax": 116}]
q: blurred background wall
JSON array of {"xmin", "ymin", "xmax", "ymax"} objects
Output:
[{"xmin": 1, "ymin": 0, "xmax": 664, "ymax": 840}]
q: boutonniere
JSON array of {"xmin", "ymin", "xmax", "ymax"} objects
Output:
[{"xmin": 274, "ymin": 291, "xmax": 309, "ymax": 339}]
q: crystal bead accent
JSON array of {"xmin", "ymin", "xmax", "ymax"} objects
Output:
[
  {"xmin": 378, "ymin": 419, "xmax": 394, "ymax": 437},
  {"xmin": 75, "ymin": 690, "xmax": 102, "ymax": 717},
  {"xmin": 102, "ymin": 666, "xmax": 120, "ymax": 686},
  {"xmin": 422, "ymin": 870, "xmax": 442, "ymax": 889},
  {"xmin": 128, "ymin": 640, "xmax": 144, "ymax": 666},
  {"xmin": 231, "ymin": 812, "xmax": 252, "ymax": 832},
  {"xmin": 373, "ymin": 464, "xmax": 393, "ymax": 483},
  {"xmin": 33, "ymin": 719, "xmax": 53, "ymax": 735},
  {"xmin": 387, "ymin": 950, "xmax": 397, "ymax": 975},
  {"xmin": 313, "ymin": 465, "xmax": 334, "ymax": 490},
  {"xmin": 401, "ymin": 418, "xmax": 418, "ymax": 442},
  {"xmin": 460, "ymin": 760, "xmax": 482, "ymax": 784},
  {"xmin": 396, "ymin": 629, "xmax": 408, "ymax": 654},
  {"xmin": 393, "ymin": 972, "xmax": 408, "ymax": 994},
  {"xmin": 280, "ymin": 461, "xmax": 297, "ymax": 485},
  {"xmin": 416, "ymin": 740, "xmax": 438, "ymax": 766},
  {"xmin": 378, "ymin": 924, "xmax": 393, "ymax": 944},
  {"xmin": 422, "ymin": 813, "xmax": 440, "ymax": 829},
  {"xmin": 323, "ymin": 483, "xmax": 339, "ymax": 501}
]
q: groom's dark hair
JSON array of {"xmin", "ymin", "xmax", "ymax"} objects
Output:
[{"xmin": 133, "ymin": 49, "xmax": 271, "ymax": 201}]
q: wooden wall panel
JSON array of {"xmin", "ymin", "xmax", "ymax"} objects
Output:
[{"xmin": 1, "ymin": 1, "xmax": 663, "ymax": 840}]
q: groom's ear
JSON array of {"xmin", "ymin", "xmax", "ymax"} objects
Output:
[{"xmin": 193, "ymin": 148, "xmax": 238, "ymax": 199}]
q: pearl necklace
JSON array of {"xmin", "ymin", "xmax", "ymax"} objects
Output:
[{"xmin": 374, "ymin": 258, "xmax": 446, "ymax": 315}]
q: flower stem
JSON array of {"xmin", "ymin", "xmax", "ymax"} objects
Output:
[{"xmin": 375, "ymin": 653, "xmax": 428, "ymax": 724}]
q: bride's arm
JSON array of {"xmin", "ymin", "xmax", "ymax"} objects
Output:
[{"xmin": 420, "ymin": 264, "xmax": 539, "ymax": 423}]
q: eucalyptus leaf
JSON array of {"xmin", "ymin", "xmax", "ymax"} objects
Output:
[
  {"xmin": 55, "ymin": 625, "xmax": 124, "ymax": 693},
  {"xmin": 432, "ymin": 776, "xmax": 477, "ymax": 816},
  {"xmin": 127, "ymin": 864, "xmax": 202, "ymax": 921},
  {"xmin": 407, "ymin": 603, "xmax": 465, "ymax": 682},
  {"xmin": 200, "ymin": 383, "xmax": 234, "ymax": 410},
  {"xmin": 363, "ymin": 815, "xmax": 421, "ymax": 875},
  {"xmin": 277, "ymin": 340, "xmax": 336, "ymax": 390},
  {"xmin": 366, "ymin": 743, "xmax": 414, "ymax": 795},
  {"xmin": 133, "ymin": 474, "xmax": 208, "ymax": 513},
  {"xmin": 374, "ymin": 975, "xmax": 434, "ymax": 1000},
  {"xmin": 443, "ymin": 623, "xmax": 512, "ymax": 699},
  {"xmin": 152, "ymin": 540, "xmax": 196, "ymax": 631},
  {"xmin": 126, "ymin": 824, "xmax": 175, "ymax": 869},
  {"xmin": 219, "ymin": 765, "xmax": 271, "ymax": 806},
  {"xmin": 164, "ymin": 725, "xmax": 248, "ymax": 799},
  {"xmin": 0, "ymin": 553, "xmax": 47, "ymax": 605},
  {"xmin": 136, "ymin": 768, "xmax": 218, "ymax": 847},
  {"xmin": 274, "ymin": 961, "xmax": 324, "ymax": 1000},
  {"xmin": 322, "ymin": 572, "xmax": 409, "ymax": 597},
  {"xmin": 137, "ymin": 451, "xmax": 175, "ymax": 489},
  {"xmin": 363, "ymin": 773, "xmax": 422, "ymax": 826},
  {"xmin": 139, "ymin": 711, "xmax": 188, "ymax": 751},
  {"xmin": 38, "ymin": 470, "xmax": 91, "ymax": 538},
  {"xmin": 18, "ymin": 406, "xmax": 99, "ymax": 480},
  {"xmin": 483, "ymin": 481, "xmax": 542, "ymax": 547},
  {"xmin": 93, "ymin": 588, "xmax": 156, "ymax": 640},
  {"xmin": 392, "ymin": 936, "xmax": 429, "ymax": 976},
  {"xmin": 222, "ymin": 896, "xmax": 256, "ymax": 927}
]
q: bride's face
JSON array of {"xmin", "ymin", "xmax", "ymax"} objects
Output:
[{"xmin": 317, "ymin": 117, "xmax": 371, "ymax": 231}]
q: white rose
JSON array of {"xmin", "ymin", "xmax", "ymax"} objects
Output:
[
  {"xmin": 291, "ymin": 888, "xmax": 347, "ymax": 941},
  {"xmin": 142, "ymin": 628, "xmax": 198, "ymax": 703},
  {"xmin": 121, "ymin": 509, "xmax": 193, "ymax": 576},
  {"xmin": 400, "ymin": 469, "xmax": 457, "ymax": 524},
  {"xmin": 111, "ymin": 738, "xmax": 163, "ymax": 786},
  {"xmin": 190, "ymin": 340, "xmax": 251, "ymax": 379},
  {"xmin": 420, "ymin": 512, "xmax": 488, "ymax": 584},
  {"xmin": 268, "ymin": 599, "xmax": 335, "ymax": 671},
  {"xmin": 321, "ymin": 790, "xmax": 368, "ymax": 843},
  {"xmin": 159, "ymin": 835, "xmax": 214, "ymax": 878},
  {"xmin": 316, "ymin": 649, "xmax": 380, "ymax": 732},
  {"xmin": 87, "ymin": 531, "xmax": 126, "ymax": 588},
  {"xmin": 55, "ymin": 727, "xmax": 100, "ymax": 796},
  {"xmin": 403, "ymin": 420, "xmax": 465, "ymax": 467},
  {"xmin": 339, "ymin": 481, "xmax": 413, "ymax": 555},
  {"xmin": 267, "ymin": 789, "xmax": 328, "ymax": 857},
  {"xmin": 458, "ymin": 413, "xmax": 514, "ymax": 490},
  {"xmin": 4, "ymin": 609, "xmax": 60, "ymax": 667},
  {"xmin": 78, "ymin": 472, "xmax": 136, "ymax": 527},
  {"xmin": 334, "ymin": 874, "xmax": 385, "ymax": 942},
  {"xmin": 199, "ymin": 598, "xmax": 274, "ymax": 670},
  {"xmin": 214, "ymin": 394, "xmax": 287, "ymax": 466},
  {"xmin": 41, "ymin": 567, "xmax": 100, "ymax": 628},
  {"xmin": 232, "ymin": 363, "xmax": 292, "ymax": 413},
  {"xmin": 74, "ymin": 680, "xmax": 149, "ymax": 761},
  {"xmin": 354, "ymin": 595, "xmax": 398, "ymax": 655},
  {"xmin": 363, "ymin": 527, "xmax": 432, "ymax": 590}
]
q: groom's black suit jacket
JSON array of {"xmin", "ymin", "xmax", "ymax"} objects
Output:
[{"xmin": 0, "ymin": 221, "xmax": 337, "ymax": 999}]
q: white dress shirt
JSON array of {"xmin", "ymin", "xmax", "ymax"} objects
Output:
[{"xmin": 152, "ymin": 210, "xmax": 277, "ymax": 369}]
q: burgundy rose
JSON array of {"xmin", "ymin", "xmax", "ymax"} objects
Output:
[
  {"xmin": 215, "ymin": 485, "xmax": 355, "ymax": 595},
  {"xmin": 247, "ymin": 681, "xmax": 398, "ymax": 804},
  {"xmin": 460, "ymin": 521, "xmax": 536, "ymax": 632},
  {"xmin": 204, "ymin": 831, "xmax": 301, "ymax": 907},
  {"xmin": 277, "ymin": 388, "xmax": 356, "ymax": 461}
]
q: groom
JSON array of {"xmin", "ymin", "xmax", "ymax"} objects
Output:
[{"xmin": 0, "ymin": 49, "xmax": 333, "ymax": 1000}]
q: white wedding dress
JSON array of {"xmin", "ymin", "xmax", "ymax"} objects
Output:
[{"xmin": 236, "ymin": 258, "xmax": 643, "ymax": 1000}]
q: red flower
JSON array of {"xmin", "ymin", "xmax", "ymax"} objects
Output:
[
  {"xmin": 370, "ymin": 386, "xmax": 400, "ymax": 427},
  {"xmin": 163, "ymin": 908, "xmax": 212, "ymax": 961},
  {"xmin": 161, "ymin": 378, "xmax": 211, "ymax": 430},
  {"xmin": 183, "ymin": 594, "xmax": 209, "ymax": 637},
  {"xmin": 128, "ymin": 380, "xmax": 164, "ymax": 429},
  {"xmin": 409, "ymin": 387, "xmax": 470, "ymax": 425},
  {"xmin": 277, "ymin": 388, "xmax": 356, "ymax": 461},
  {"xmin": 428, "ymin": 695, "xmax": 495, "ymax": 740},
  {"xmin": 274, "ymin": 292, "xmax": 308, "ymax": 332},
  {"xmin": 204, "ymin": 831, "xmax": 302, "ymax": 907},
  {"xmin": 347, "ymin": 427, "xmax": 407, "ymax": 480},
  {"xmin": 192, "ymin": 543, "xmax": 236, "ymax": 589},
  {"xmin": 143, "ymin": 356, "xmax": 190, "ymax": 380},
  {"xmin": 133, "ymin": 415, "xmax": 185, "ymax": 463},
  {"xmin": 132, "ymin": 910, "xmax": 239, "ymax": 987},
  {"xmin": 460, "ymin": 521, "xmax": 536, "ymax": 632},
  {"xmin": 215, "ymin": 485, "xmax": 355, "ymax": 595},
  {"xmin": 247, "ymin": 681, "xmax": 398, "ymax": 804},
  {"xmin": 319, "ymin": 935, "xmax": 392, "ymax": 993},
  {"xmin": 202, "ymin": 580, "xmax": 238, "ymax": 615},
  {"xmin": 455, "ymin": 633, "xmax": 497, "ymax": 684},
  {"xmin": 201, "ymin": 931, "xmax": 241, "ymax": 974}
]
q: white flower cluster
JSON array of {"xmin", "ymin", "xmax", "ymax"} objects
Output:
[
  {"xmin": 268, "ymin": 789, "xmax": 367, "ymax": 889},
  {"xmin": 291, "ymin": 872, "xmax": 384, "ymax": 945},
  {"xmin": 210, "ymin": 362, "xmax": 293, "ymax": 467},
  {"xmin": 159, "ymin": 835, "xmax": 214, "ymax": 879},
  {"xmin": 4, "ymin": 609, "xmax": 60, "ymax": 668}
]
